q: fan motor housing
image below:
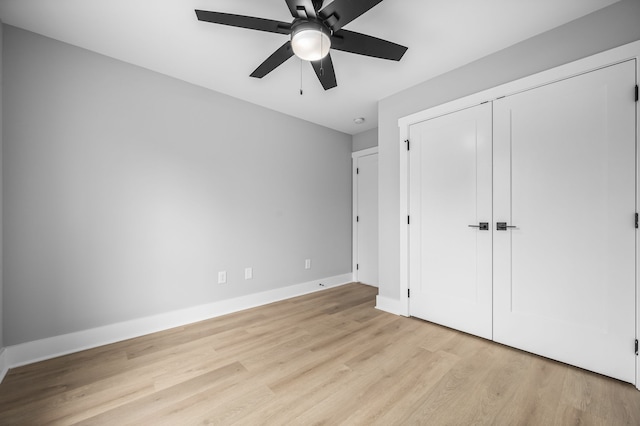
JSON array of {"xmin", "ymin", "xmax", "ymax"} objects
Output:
[{"xmin": 290, "ymin": 19, "xmax": 332, "ymax": 38}]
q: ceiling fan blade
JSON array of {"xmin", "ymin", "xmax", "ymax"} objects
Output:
[
  {"xmin": 250, "ymin": 41, "xmax": 295, "ymax": 78},
  {"xmin": 331, "ymin": 29, "xmax": 407, "ymax": 61},
  {"xmin": 311, "ymin": 54, "xmax": 337, "ymax": 90},
  {"xmin": 319, "ymin": 0, "xmax": 383, "ymax": 32},
  {"xmin": 195, "ymin": 10, "xmax": 292, "ymax": 35},
  {"xmin": 284, "ymin": 0, "xmax": 318, "ymax": 19}
]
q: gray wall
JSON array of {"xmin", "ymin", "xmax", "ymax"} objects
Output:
[
  {"xmin": 378, "ymin": 0, "xmax": 640, "ymax": 301},
  {"xmin": 352, "ymin": 128, "xmax": 378, "ymax": 152},
  {"xmin": 2, "ymin": 25, "xmax": 352, "ymax": 346}
]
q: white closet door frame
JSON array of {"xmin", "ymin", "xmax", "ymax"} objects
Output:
[
  {"xmin": 352, "ymin": 147, "xmax": 378, "ymax": 284},
  {"xmin": 397, "ymin": 40, "xmax": 640, "ymax": 390}
]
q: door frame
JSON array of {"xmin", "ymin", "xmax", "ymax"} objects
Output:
[
  {"xmin": 397, "ymin": 40, "xmax": 640, "ymax": 389},
  {"xmin": 352, "ymin": 147, "xmax": 378, "ymax": 284}
]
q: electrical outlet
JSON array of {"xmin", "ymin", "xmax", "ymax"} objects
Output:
[
  {"xmin": 245, "ymin": 267, "xmax": 253, "ymax": 280},
  {"xmin": 305, "ymin": 259, "xmax": 311, "ymax": 269},
  {"xmin": 217, "ymin": 271, "xmax": 227, "ymax": 284}
]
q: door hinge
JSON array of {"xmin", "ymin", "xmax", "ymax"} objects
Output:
[
  {"xmin": 356, "ymin": 216, "xmax": 359, "ymax": 222},
  {"xmin": 407, "ymin": 215, "xmax": 410, "ymax": 225},
  {"xmin": 635, "ymin": 213, "xmax": 638, "ymax": 229},
  {"xmin": 356, "ymin": 264, "xmax": 359, "ymax": 270},
  {"xmin": 357, "ymin": 167, "xmax": 359, "ymax": 174},
  {"xmin": 635, "ymin": 339, "xmax": 638, "ymax": 355},
  {"xmin": 408, "ymin": 289, "xmax": 410, "ymax": 298},
  {"xmin": 635, "ymin": 85, "xmax": 639, "ymax": 102},
  {"xmin": 405, "ymin": 139, "xmax": 410, "ymax": 151}
]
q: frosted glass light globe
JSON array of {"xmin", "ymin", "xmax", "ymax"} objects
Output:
[{"xmin": 291, "ymin": 28, "xmax": 331, "ymax": 61}]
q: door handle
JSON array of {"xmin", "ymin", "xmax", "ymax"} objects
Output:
[
  {"xmin": 496, "ymin": 222, "xmax": 517, "ymax": 231},
  {"xmin": 468, "ymin": 222, "xmax": 489, "ymax": 230}
]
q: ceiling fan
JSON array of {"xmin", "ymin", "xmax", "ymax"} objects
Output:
[{"xmin": 195, "ymin": 0, "xmax": 408, "ymax": 90}]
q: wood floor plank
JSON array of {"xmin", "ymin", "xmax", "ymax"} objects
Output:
[
  {"xmin": 359, "ymin": 349, "xmax": 461, "ymax": 425},
  {"xmin": 488, "ymin": 354, "xmax": 567, "ymax": 425},
  {"xmin": 292, "ymin": 346, "xmax": 436, "ymax": 425},
  {"xmin": 561, "ymin": 366, "xmax": 640, "ymax": 424},
  {"xmin": 130, "ymin": 376, "xmax": 274, "ymax": 426},
  {"xmin": 0, "ymin": 283, "xmax": 638, "ymax": 425},
  {"xmin": 399, "ymin": 343, "xmax": 502, "ymax": 424},
  {"xmin": 77, "ymin": 362, "xmax": 248, "ymax": 425}
]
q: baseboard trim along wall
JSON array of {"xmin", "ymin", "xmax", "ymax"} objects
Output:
[
  {"xmin": 0, "ymin": 349, "xmax": 8, "ymax": 384},
  {"xmin": 375, "ymin": 295, "xmax": 405, "ymax": 316},
  {"xmin": 3, "ymin": 273, "xmax": 353, "ymax": 373}
]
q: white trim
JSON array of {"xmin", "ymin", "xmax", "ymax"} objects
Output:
[
  {"xmin": 351, "ymin": 146, "xmax": 378, "ymax": 158},
  {"xmin": 3, "ymin": 273, "xmax": 352, "ymax": 371},
  {"xmin": 399, "ymin": 127, "xmax": 410, "ymax": 317},
  {"xmin": 375, "ymin": 295, "xmax": 404, "ymax": 316},
  {"xmin": 636, "ymin": 50, "xmax": 640, "ymax": 392},
  {"xmin": 398, "ymin": 40, "xmax": 640, "ymax": 388},
  {"xmin": 399, "ymin": 41, "xmax": 640, "ymax": 130},
  {"xmin": 0, "ymin": 348, "xmax": 8, "ymax": 383},
  {"xmin": 352, "ymin": 147, "xmax": 378, "ymax": 283}
]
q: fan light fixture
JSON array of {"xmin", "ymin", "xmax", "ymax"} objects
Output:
[
  {"xmin": 195, "ymin": 0, "xmax": 409, "ymax": 91},
  {"xmin": 291, "ymin": 21, "xmax": 331, "ymax": 61}
]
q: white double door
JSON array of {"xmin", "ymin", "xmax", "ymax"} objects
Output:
[{"xmin": 409, "ymin": 60, "xmax": 637, "ymax": 382}]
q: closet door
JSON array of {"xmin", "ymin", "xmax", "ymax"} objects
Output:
[
  {"xmin": 493, "ymin": 60, "xmax": 637, "ymax": 382},
  {"xmin": 409, "ymin": 103, "xmax": 493, "ymax": 339},
  {"xmin": 355, "ymin": 153, "xmax": 379, "ymax": 286}
]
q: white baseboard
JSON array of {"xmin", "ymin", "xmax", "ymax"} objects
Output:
[
  {"xmin": 0, "ymin": 348, "xmax": 8, "ymax": 383},
  {"xmin": 4, "ymin": 273, "xmax": 352, "ymax": 372},
  {"xmin": 375, "ymin": 295, "xmax": 403, "ymax": 316}
]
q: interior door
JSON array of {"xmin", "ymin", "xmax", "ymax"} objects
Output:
[
  {"xmin": 356, "ymin": 153, "xmax": 378, "ymax": 286},
  {"xmin": 409, "ymin": 103, "xmax": 493, "ymax": 339},
  {"xmin": 493, "ymin": 60, "xmax": 637, "ymax": 382}
]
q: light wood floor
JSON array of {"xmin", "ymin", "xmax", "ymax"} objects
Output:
[{"xmin": 0, "ymin": 283, "xmax": 639, "ymax": 425}]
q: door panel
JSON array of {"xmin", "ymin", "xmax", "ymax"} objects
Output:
[
  {"xmin": 356, "ymin": 153, "xmax": 378, "ymax": 286},
  {"xmin": 493, "ymin": 60, "xmax": 636, "ymax": 382},
  {"xmin": 409, "ymin": 103, "xmax": 493, "ymax": 339}
]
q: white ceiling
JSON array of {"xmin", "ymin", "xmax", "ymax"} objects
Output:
[{"xmin": 0, "ymin": 0, "xmax": 621, "ymax": 134}]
